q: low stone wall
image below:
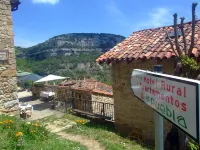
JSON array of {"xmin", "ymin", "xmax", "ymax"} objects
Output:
[
  {"xmin": 57, "ymin": 86, "xmax": 72, "ymax": 101},
  {"xmin": 0, "ymin": 1, "xmax": 17, "ymax": 109},
  {"xmin": 32, "ymin": 84, "xmax": 72, "ymax": 100},
  {"xmin": 32, "ymin": 84, "xmax": 45, "ymax": 98}
]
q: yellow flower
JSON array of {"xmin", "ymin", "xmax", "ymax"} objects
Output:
[
  {"xmin": 9, "ymin": 120, "xmax": 13, "ymax": 123},
  {"xmin": 4, "ymin": 120, "xmax": 9, "ymax": 124},
  {"xmin": 16, "ymin": 132, "xmax": 22, "ymax": 137},
  {"xmin": 34, "ymin": 123, "xmax": 39, "ymax": 127},
  {"xmin": 31, "ymin": 130, "xmax": 36, "ymax": 133},
  {"xmin": 0, "ymin": 122, "xmax": 3, "ymax": 124},
  {"xmin": 8, "ymin": 126, "xmax": 10, "ymax": 128}
]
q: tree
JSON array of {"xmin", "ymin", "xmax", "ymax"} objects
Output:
[{"xmin": 165, "ymin": 2, "xmax": 199, "ymax": 150}]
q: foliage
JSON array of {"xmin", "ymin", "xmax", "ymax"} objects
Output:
[
  {"xmin": 189, "ymin": 140, "xmax": 199, "ymax": 150},
  {"xmin": 181, "ymin": 55, "xmax": 199, "ymax": 71},
  {"xmin": 0, "ymin": 115, "xmax": 87, "ymax": 150},
  {"xmin": 16, "ymin": 53, "xmax": 112, "ymax": 85}
]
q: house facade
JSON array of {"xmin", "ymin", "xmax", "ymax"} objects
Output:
[
  {"xmin": 96, "ymin": 21, "xmax": 200, "ymax": 144},
  {"xmin": 60, "ymin": 79, "xmax": 114, "ymax": 119},
  {"xmin": 0, "ymin": 0, "xmax": 17, "ymax": 108},
  {"xmin": 32, "ymin": 79, "xmax": 114, "ymax": 118}
]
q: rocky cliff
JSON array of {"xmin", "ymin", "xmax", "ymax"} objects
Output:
[{"xmin": 16, "ymin": 33, "xmax": 125, "ymax": 60}]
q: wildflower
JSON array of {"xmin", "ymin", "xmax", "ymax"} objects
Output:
[
  {"xmin": 8, "ymin": 126, "xmax": 10, "ymax": 128},
  {"xmin": 3, "ymin": 120, "xmax": 9, "ymax": 124},
  {"xmin": 16, "ymin": 132, "xmax": 22, "ymax": 137},
  {"xmin": 9, "ymin": 120, "xmax": 13, "ymax": 123},
  {"xmin": 0, "ymin": 122, "xmax": 3, "ymax": 124},
  {"xmin": 34, "ymin": 123, "xmax": 39, "ymax": 127},
  {"xmin": 31, "ymin": 130, "xmax": 36, "ymax": 133}
]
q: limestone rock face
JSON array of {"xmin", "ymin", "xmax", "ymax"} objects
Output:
[
  {"xmin": 16, "ymin": 33, "xmax": 126, "ymax": 60},
  {"xmin": 0, "ymin": 0, "xmax": 17, "ymax": 109}
]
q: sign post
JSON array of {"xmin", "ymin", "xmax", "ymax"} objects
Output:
[
  {"xmin": 153, "ymin": 65, "xmax": 163, "ymax": 150},
  {"xmin": 131, "ymin": 68, "xmax": 200, "ymax": 145}
]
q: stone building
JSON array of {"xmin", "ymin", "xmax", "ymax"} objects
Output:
[
  {"xmin": 0, "ymin": 0, "xmax": 18, "ymax": 108},
  {"xmin": 60, "ymin": 78, "xmax": 113, "ymax": 103},
  {"xmin": 96, "ymin": 21, "xmax": 200, "ymax": 145},
  {"xmin": 60, "ymin": 79, "xmax": 114, "ymax": 119}
]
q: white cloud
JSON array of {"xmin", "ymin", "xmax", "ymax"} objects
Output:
[
  {"xmin": 32, "ymin": 0, "xmax": 59, "ymax": 5},
  {"xmin": 14, "ymin": 37, "xmax": 40, "ymax": 48},
  {"xmin": 106, "ymin": 1, "xmax": 124, "ymax": 18},
  {"xmin": 137, "ymin": 8, "xmax": 172, "ymax": 29},
  {"xmin": 106, "ymin": 1, "xmax": 133, "ymax": 29},
  {"xmin": 106, "ymin": 1, "xmax": 173, "ymax": 34}
]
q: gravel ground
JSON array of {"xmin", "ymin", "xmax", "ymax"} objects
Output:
[{"xmin": 17, "ymin": 91, "xmax": 64, "ymax": 120}]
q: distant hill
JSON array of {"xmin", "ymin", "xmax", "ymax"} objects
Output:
[{"xmin": 16, "ymin": 33, "xmax": 125, "ymax": 60}]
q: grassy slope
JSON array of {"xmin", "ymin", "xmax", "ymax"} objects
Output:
[
  {"xmin": 41, "ymin": 114, "xmax": 152, "ymax": 150},
  {"xmin": 0, "ymin": 115, "xmax": 87, "ymax": 150}
]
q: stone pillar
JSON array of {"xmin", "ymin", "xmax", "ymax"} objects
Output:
[{"xmin": 0, "ymin": 0, "xmax": 18, "ymax": 108}]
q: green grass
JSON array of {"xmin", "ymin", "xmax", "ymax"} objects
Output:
[
  {"xmin": 0, "ymin": 115, "xmax": 87, "ymax": 150},
  {"xmin": 61, "ymin": 114, "xmax": 152, "ymax": 150}
]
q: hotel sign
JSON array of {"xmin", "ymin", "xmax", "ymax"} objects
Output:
[{"xmin": 131, "ymin": 69, "xmax": 200, "ymax": 143}]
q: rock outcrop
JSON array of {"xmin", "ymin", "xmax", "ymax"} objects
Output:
[{"xmin": 16, "ymin": 33, "xmax": 125, "ymax": 60}]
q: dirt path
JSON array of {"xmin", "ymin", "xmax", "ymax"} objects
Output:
[
  {"xmin": 57, "ymin": 132, "xmax": 104, "ymax": 150},
  {"xmin": 46, "ymin": 120, "xmax": 104, "ymax": 150}
]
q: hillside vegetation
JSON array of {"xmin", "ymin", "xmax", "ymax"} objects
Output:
[
  {"xmin": 17, "ymin": 52, "xmax": 112, "ymax": 84},
  {"xmin": 16, "ymin": 33, "xmax": 125, "ymax": 60},
  {"xmin": 16, "ymin": 33, "xmax": 125, "ymax": 84}
]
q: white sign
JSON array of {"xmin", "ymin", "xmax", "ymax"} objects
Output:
[{"xmin": 131, "ymin": 69, "xmax": 200, "ymax": 143}]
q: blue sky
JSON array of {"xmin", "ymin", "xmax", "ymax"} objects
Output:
[{"xmin": 12, "ymin": 0, "xmax": 200, "ymax": 47}]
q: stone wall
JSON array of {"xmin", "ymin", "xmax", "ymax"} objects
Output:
[
  {"xmin": 0, "ymin": 1, "xmax": 17, "ymax": 108},
  {"xmin": 32, "ymin": 84, "xmax": 72, "ymax": 100},
  {"xmin": 32, "ymin": 84, "xmax": 45, "ymax": 98},
  {"xmin": 91, "ymin": 94, "xmax": 114, "ymax": 104},
  {"xmin": 112, "ymin": 59, "xmax": 175, "ymax": 145}
]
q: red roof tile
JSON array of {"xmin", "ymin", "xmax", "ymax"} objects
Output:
[
  {"xmin": 60, "ymin": 79, "xmax": 113, "ymax": 96},
  {"xmin": 96, "ymin": 20, "xmax": 200, "ymax": 63}
]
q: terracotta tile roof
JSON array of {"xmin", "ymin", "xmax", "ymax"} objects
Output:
[
  {"xmin": 59, "ymin": 80, "xmax": 77, "ymax": 86},
  {"xmin": 60, "ymin": 79, "xmax": 113, "ymax": 96},
  {"xmin": 96, "ymin": 20, "xmax": 200, "ymax": 63}
]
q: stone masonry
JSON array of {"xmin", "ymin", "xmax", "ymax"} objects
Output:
[
  {"xmin": 91, "ymin": 94, "xmax": 113, "ymax": 104},
  {"xmin": 0, "ymin": 0, "xmax": 17, "ymax": 108},
  {"xmin": 112, "ymin": 59, "xmax": 175, "ymax": 145}
]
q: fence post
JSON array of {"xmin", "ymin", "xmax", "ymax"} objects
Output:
[
  {"xmin": 102, "ymin": 103, "xmax": 105, "ymax": 117},
  {"xmin": 153, "ymin": 65, "xmax": 164, "ymax": 150}
]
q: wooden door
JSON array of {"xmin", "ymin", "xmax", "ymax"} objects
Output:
[{"xmin": 75, "ymin": 94, "xmax": 82, "ymax": 110}]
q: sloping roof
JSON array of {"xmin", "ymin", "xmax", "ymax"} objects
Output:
[
  {"xmin": 17, "ymin": 72, "xmax": 31, "ymax": 77},
  {"xmin": 60, "ymin": 79, "xmax": 113, "ymax": 96},
  {"xmin": 59, "ymin": 80, "xmax": 77, "ymax": 86},
  {"xmin": 18, "ymin": 74, "xmax": 43, "ymax": 82},
  {"xmin": 35, "ymin": 75, "xmax": 68, "ymax": 83},
  {"xmin": 96, "ymin": 20, "xmax": 200, "ymax": 64}
]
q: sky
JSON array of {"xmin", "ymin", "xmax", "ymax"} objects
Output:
[{"xmin": 12, "ymin": 0, "xmax": 200, "ymax": 48}]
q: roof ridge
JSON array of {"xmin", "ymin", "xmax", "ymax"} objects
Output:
[
  {"xmin": 130, "ymin": 19, "xmax": 200, "ymax": 35},
  {"xmin": 96, "ymin": 19, "xmax": 200, "ymax": 63}
]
